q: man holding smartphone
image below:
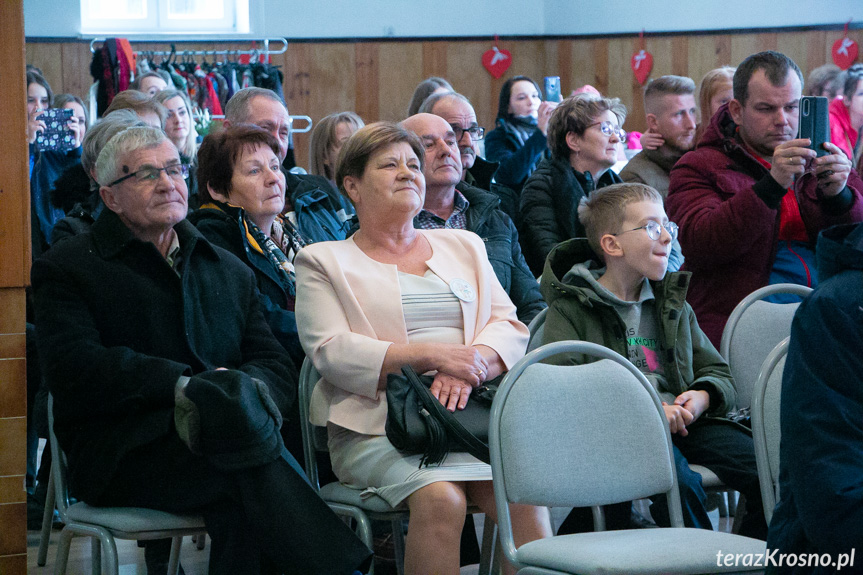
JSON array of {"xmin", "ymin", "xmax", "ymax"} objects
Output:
[{"xmin": 667, "ymin": 50, "xmax": 863, "ymax": 346}]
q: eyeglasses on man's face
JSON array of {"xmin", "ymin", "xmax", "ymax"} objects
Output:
[
  {"xmin": 449, "ymin": 124, "xmax": 485, "ymax": 141},
  {"xmin": 614, "ymin": 220, "xmax": 679, "ymax": 242},
  {"xmin": 589, "ymin": 120, "xmax": 627, "ymax": 141},
  {"xmin": 108, "ymin": 163, "xmax": 190, "ymax": 188}
]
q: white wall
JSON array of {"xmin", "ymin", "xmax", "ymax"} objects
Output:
[
  {"xmin": 24, "ymin": 0, "xmax": 863, "ymax": 39},
  {"xmin": 543, "ymin": 0, "xmax": 863, "ymax": 36}
]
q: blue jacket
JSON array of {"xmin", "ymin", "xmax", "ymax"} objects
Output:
[
  {"xmin": 286, "ymin": 172, "xmax": 355, "ymax": 244},
  {"xmin": 31, "ymin": 146, "xmax": 82, "ymax": 258},
  {"xmin": 766, "ymin": 223, "xmax": 863, "ymax": 574}
]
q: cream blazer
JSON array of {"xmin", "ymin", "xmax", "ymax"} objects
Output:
[{"xmin": 295, "ymin": 229, "xmax": 529, "ymax": 435}]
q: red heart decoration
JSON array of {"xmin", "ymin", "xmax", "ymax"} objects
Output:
[
  {"xmin": 631, "ymin": 49, "xmax": 653, "ymax": 85},
  {"xmin": 832, "ymin": 37, "xmax": 859, "ymax": 70},
  {"xmin": 482, "ymin": 46, "xmax": 512, "ymax": 79}
]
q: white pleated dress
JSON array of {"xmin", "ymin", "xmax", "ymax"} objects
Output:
[{"xmin": 326, "ymin": 270, "xmax": 492, "ymax": 508}]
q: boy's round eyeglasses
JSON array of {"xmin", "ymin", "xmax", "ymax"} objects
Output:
[{"xmin": 614, "ymin": 220, "xmax": 679, "ymax": 242}]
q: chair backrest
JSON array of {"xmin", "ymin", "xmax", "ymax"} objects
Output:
[
  {"xmin": 46, "ymin": 394, "xmax": 77, "ymax": 523},
  {"xmin": 526, "ymin": 307, "xmax": 548, "ymax": 352},
  {"xmin": 490, "ymin": 341, "xmax": 684, "ymax": 565},
  {"xmin": 719, "ymin": 283, "xmax": 810, "ymax": 409},
  {"xmin": 751, "ymin": 337, "xmax": 789, "ymax": 525},
  {"xmin": 298, "ymin": 358, "xmax": 329, "ymax": 490}
]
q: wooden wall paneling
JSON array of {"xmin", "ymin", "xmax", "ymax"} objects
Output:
[
  {"xmin": 715, "ymin": 35, "xmax": 732, "ymax": 68},
  {"xmin": 283, "ymin": 42, "xmax": 312, "ymax": 170},
  {"xmin": 776, "ymin": 32, "xmax": 809, "ymax": 76},
  {"xmin": 291, "ymin": 43, "xmax": 356, "ymax": 170},
  {"xmin": 730, "ymin": 33, "xmax": 759, "ymax": 68},
  {"xmin": 60, "ymin": 42, "xmax": 91, "ymax": 101},
  {"xmin": 607, "ymin": 37, "xmax": 634, "ymax": 129},
  {"xmin": 25, "ymin": 42, "xmax": 63, "ymax": 99},
  {"xmin": 686, "ymin": 35, "xmax": 723, "ymax": 101},
  {"xmin": 378, "ymin": 41, "xmax": 423, "ymax": 122},
  {"xmin": 802, "ymin": 31, "xmax": 828, "ymax": 73},
  {"xmin": 570, "ymin": 39, "xmax": 598, "ymax": 95},
  {"xmin": 671, "ymin": 36, "xmax": 689, "ymax": 77},
  {"xmin": 757, "ymin": 32, "xmax": 779, "ymax": 53},
  {"xmin": 556, "ymin": 39, "xmax": 573, "ymax": 101},
  {"xmin": 445, "ymin": 41, "xmax": 494, "ymax": 130},
  {"xmin": 422, "ymin": 41, "xmax": 448, "ymax": 79},
  {"xmin": 593, "ymin": 39, "xmax": 610, "ymax": 98},
  {"xmin": 355, "ymin": 43, "xmax": 379, "ymax": 123},
  {"xmin": 0, "ymin": 1, "xmax": 28, "ymax": 570}
]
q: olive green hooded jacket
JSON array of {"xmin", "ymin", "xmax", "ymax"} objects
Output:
[{"xmin": 539, "ymin": 238, "xmax": 737, "ymax": 417}]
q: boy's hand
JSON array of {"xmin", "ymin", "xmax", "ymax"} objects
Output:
[
  {"xmin": 662, "ymin": 402, "xmax": 694, "ymax": 436},
  {"xmin": 674, "ymin": 390, "xmax": 710, "ymax": 423}
]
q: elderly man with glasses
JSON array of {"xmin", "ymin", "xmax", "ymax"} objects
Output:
[
  {"xmin": 419, "ymin": 91, "xmax": 523, "ymax": 221},
  {"xmin": 30, "ymin": 125, "xmax": 371, "ymax": 575},
  {"xmin": 402, "ymin": 112, "xmax": 545, "ymax": 324}
]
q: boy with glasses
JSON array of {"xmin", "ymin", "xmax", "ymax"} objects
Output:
[{"xmin": 539, "ymin": 182, "xmax": 766, "ymax": 539}]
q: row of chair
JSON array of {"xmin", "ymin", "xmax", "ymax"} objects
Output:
[{"xmin": 37, "ymin": 283, "xmax": 806, "ymax": 575}]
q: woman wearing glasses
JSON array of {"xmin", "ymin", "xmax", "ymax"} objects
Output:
[{"xmin": 519, "ymin": 93, "xmax": 626, "ymax": 275}]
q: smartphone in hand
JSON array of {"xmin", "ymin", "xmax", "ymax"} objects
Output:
[
  {"xmin": 797, "ymin": 96, "xmax": 830, "ymax": 158},
  {"xmin": 544, "ymin": 76, "xmax": 561, "ymax": 102},
  {"xmin": 35, "ymin": 108, "xmax": 76, "ymax": 152}
]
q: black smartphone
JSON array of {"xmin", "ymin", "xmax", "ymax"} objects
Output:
[
  {"xmin": 797, "ymin": 96, "xmax": 830, "ymax": 157},
  {"xmin": 35, "ymin": 108, "xmax": 76, "ymax": 152}
]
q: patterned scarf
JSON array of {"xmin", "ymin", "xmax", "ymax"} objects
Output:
[{"xmin": 245, "ymin": 217, "xmax": 296, "ymax": 298}]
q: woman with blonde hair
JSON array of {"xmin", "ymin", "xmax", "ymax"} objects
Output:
[
  {"xmin": 309, "ymin": 111, "xmax": 364, "ymax": 185},
  {"xmin": 696, "ymin": 66, "xmax": 735, "ymax": 141},
  {"xmin": 155, "ymin": 89, "xmax": 200, "ymax": 206}
]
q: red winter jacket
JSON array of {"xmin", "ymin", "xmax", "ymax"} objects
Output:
[{"xmin": 667, "ymin": 104, "xmax": 863, "ymax": 346}]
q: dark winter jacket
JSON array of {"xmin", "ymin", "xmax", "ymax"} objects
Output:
[
  {"xmin": 457, "ymin": 183, "xmax": 546, "ymax": 324},
  {"xmin": 48, "ymin": 163, "xmax": 103, "ymax": 246},
  {"xmin": 484, "ymin": 117, "xmax": 548, "ymax": 192},
  {"xmin": 667, "ymin": 104, "xmax": 863, "ymax": 346},
  {"xmin": 540, "ymin": 238, "xmax": 736, "ymax": 415},
  {"xmin": 284, "ymin": 172, "xmax": 355, "ymax": 244},
  {"xmin": 519, "ymin": 156, "xmax": 622, "ymax": 276},
  {"xmin": 187, "ymin": 202, "xmax": 302, "ymax": 366},
  {"xmin": 31, "ymin": 147, "xmax": 82, "ymax": 259},
  {"xmin": 465, "ymin": 156, "xmax": 521, "ymax": 223},
  {"xmin": 766, "ymin": 223, "xmax": 863, "ymax": 574},
  {"xmin": 31, "ymin": 210, "xmax": 295, "ymax": 503}
]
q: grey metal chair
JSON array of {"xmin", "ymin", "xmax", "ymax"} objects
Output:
[
  {"xmin": 526, "ymin": 307, "xmax": 548, "ymax": 352},
  {"xmin": 489, "ymin": 341, "xmax": 767, "ymax": 574},
  {"xmin": 751, "ymin": 337, "xmax": 790, "ymax": 525},
  {"xmin": 715, "ymin": 283, "xmax": 811, "ymax": 522},
  {"xmin": 720, "ymin": 283, "xmax": 811, "ymax": 410},
  {"xmin": 298, "ymin": 359, "xmax": 498, "ymax": 575},
  {"xmin": 42, "ymin": 395, "xmax": 205, "ymax": 575}
]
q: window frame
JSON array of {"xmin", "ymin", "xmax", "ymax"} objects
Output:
[{"xmin": 80, "ymin": 0, "xmax": 249, "ymax": 35}]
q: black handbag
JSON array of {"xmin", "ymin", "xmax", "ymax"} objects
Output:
[{"xmin": 385, "ymin": 365, "xmax": 501, "ymax": 467}]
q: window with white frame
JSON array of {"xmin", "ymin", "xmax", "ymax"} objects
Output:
[{"xmin": 80, "ymin": 0, "xmax": 249, "ymax": 35}]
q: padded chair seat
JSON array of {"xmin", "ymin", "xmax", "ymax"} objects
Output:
[
  {"xmin": 516, "ymin": 529, "xmax": 766, "ymax": 574},
  {"xmin": 319, "ymin": 482, "xmax": 405, "ymax": 514},
  {"xmin": 66, "ymin": 502, "xmax": 205, "ymax": 535},
  {"xmin": 690, "ymin": 464, "xmax": 723, "ymax": 488}
]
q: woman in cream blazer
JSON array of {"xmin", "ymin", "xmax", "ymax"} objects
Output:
[{"xmin": 296, "ymin": 121, "xmax": 549, "ymax": 575}]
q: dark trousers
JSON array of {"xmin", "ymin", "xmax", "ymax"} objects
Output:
[
  {"xmin": 94, "ymin": 433, "xmax": 372, "ymax": 575},
  {"xmin": 651, "ymin": 418, "xmax": 767, "ymax": 540}
]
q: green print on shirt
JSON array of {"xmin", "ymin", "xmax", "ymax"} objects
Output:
[{"xmin": 628, "ymin": 336, "xmax": 658, "ymax": 349}]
